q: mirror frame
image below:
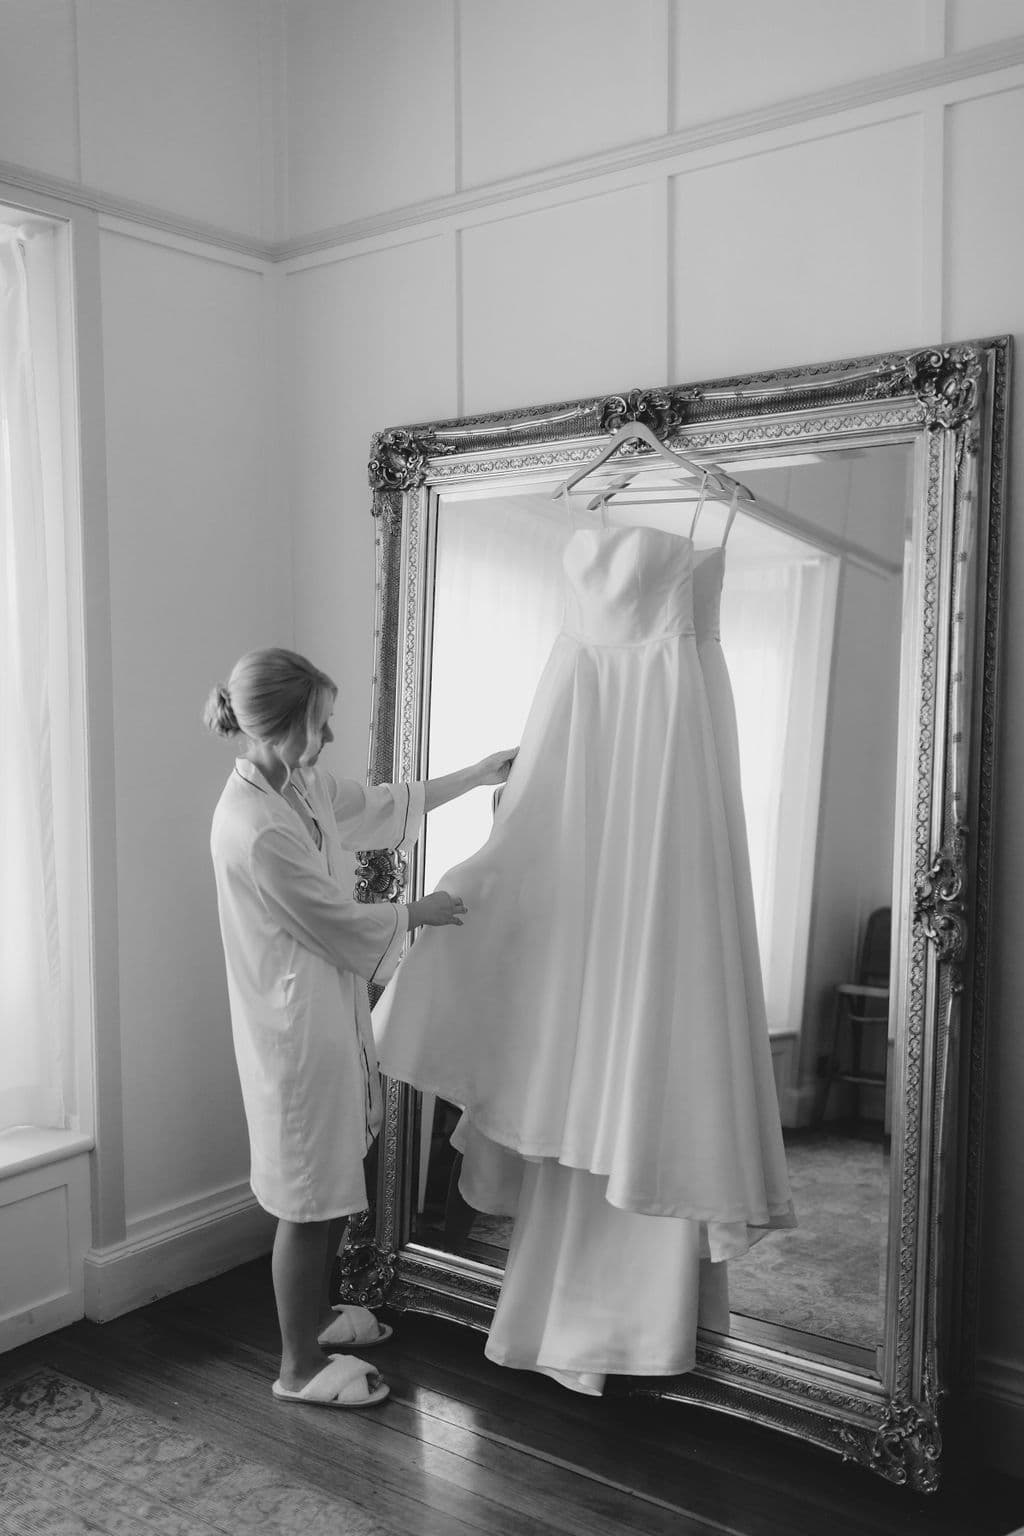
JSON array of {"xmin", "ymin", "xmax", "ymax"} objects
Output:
[{"xmin": 346, "ymin": 339, "xmax": 1009, "ymax": 1492}]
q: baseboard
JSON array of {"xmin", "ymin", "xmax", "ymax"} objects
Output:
[
  {"xmin": 84, "ymin": 1182, "xmax": 276, "ymax": 1322},
  {"xmin": 974, "ymin": 1352, "xmax": 1024, "ymax": 1476},
  {"xmin": 768, "ymin": 1033, "xmax": 798, "ymax": 1124},
  {"xmin": 782, "ymin": 1080, "xmax": 817, "ymax": 1128}
]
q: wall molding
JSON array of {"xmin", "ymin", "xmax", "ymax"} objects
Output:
[
  {"xmin": 279, "ymin": 38, "xmax": 1024, "ymax": 263},
  {"xmin": 97, "ymin": 213, "xmax": 272, "ymax": 275},
  {"xmin": 2, "ymin": 38, "xmax": 1023, "ymax": 270},
  {"xmin": 0, "ymin": 158, "xmax": 272, "ymax": 260},
  {"xmin": 83, "ymin": 1181, "xmax": 275, "ymax": 1323}
]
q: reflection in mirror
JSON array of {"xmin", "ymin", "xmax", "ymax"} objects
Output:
[{"xmin": 407, "ymin": 442, "xmax": 913, "ymax": 1364}]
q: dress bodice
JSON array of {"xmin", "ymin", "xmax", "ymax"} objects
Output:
[
  {"xmin": 692, "ymin": 546, "xmax": 725, "ymax": 642},
  {"xmin": 561, "ymin": 525, "xmax": 695, "ymax": 646}
]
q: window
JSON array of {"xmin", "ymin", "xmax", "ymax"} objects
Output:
[{"xmin": 0, "ymin": 212, "xmax": 82, "ymax": 1133}]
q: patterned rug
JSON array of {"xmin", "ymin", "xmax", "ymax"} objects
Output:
[
  {"xmin": 0, "ymin": 1370, "xmax": 385, "ymax": 1536},
  {"xmin": 724, "ymin": 1131, "xmax": 889, "ymax": 1347}
]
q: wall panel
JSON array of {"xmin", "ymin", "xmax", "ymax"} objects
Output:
[
  {"xmin": 671, "ymin": 117, "xmax": 926, "ymax": 382},
  {"xmin": 98, "ymin": 231, "xmax": 286, "ymax": 1225},
  {"xmin": 0, "ymin": 1154, "xmax": 91, "ymax": 1350},
  {"xmin": 947, "ymin": 87, "xmax": 1024, "ymax": 339},
  {"xmin": 77, "ymin": 0, "xmax": 267, "ymax": 235},
  {"xmin": 460, "ymin": 0, "xmax": 666, "ymax": 188},
  {"xmin": 0, "ymin": 0, "xmax": 79, "ymax": 181},
  {"xmin": 461, "ymin": 184, "xmax": 666, "ymax": 414},
  {"xmin": 286, "ymin": 0, "xmax": 456, "ymax": 236},
  {"xmin": 948, "ymin": 1, "xmax": 1024, "ymax": 53},
  {"xmin": 673, "ymin": 0, "xmax": 933, "ymax": 129}
]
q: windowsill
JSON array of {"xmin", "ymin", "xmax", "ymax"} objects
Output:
[{"xmin": 0, "ymin": 1126, "xmax": 94, "ymax": 1179}]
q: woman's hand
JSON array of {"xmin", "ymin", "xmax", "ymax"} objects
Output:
[
  {"xmin": 422, "ymin": 749, "xmax": 518, "ymax": 812},
  {"xmin": 407, "ymin": 891, "xmax": 468, "ymax": 930},
  {"xmin": 474, "ymin": 747, "xmax": 518, "ymax": 788}
]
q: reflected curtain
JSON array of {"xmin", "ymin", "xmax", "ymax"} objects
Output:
[
  {"xmin": 424, "ymin": 499, "xmax": 567, "ymax": 889},
  {"xmin": 0, "ymin": 230, "xmax": 68, "ymax": 1131},
  {"xmin": 721, "ymin": 557, "xmax": 838, "ymax": 1034}
]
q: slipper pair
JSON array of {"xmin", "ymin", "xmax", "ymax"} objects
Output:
[
  {"xmin": 273, "ymin": 1353, "xmax": 388, "ymax": 1410},
  {"xmin": 317, "ymin": 1303, "xmax": 393, "ymax": 1349}
]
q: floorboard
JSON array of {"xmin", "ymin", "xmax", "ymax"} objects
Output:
[{"xmin": 1, "ymin": 1257, "xmax": 1020, "ymax": 1536}]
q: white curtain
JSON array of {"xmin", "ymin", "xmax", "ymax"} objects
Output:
[
  {"xmin": 424, "ymin": 496, "xmax": 567, "ymax": 890},
  {"xmin": 722, "ymin": 556, "xmax": 838, "ymax": 1035},
  {"xmin": 0, "ymin": 229, "xmax": 68, "ymax": 1131}
]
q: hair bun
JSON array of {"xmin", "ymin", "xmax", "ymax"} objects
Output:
[{"xmin": 203, "ymin": 682, "xmax": 240, "ymax": 737}]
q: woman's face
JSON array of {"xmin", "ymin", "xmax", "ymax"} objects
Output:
[
  {"xmin": 307, "ymin": 712, "xmax": 334, "ymax": 764},
  {"xmin": 279, "ymin": 708, "xmax": 334, "ymax": 771}
]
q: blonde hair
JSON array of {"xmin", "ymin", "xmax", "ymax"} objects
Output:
[{"xmin": 203, "ymin": 649, "xmax": 336, "ymax": 765}]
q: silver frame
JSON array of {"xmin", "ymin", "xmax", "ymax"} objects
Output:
[{"xmin": 351, "ymin": 341, "xmax": 1009, "ymax": 1492}]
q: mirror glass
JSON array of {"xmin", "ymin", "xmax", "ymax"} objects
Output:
[{"xmin": 405, "ymin": 441, "xmax": 914, "ymax": 1366}]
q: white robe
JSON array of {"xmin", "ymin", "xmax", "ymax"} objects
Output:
[{"xmin": 211, "ymin": 758, "xmax": 424, "ymax": 1221}]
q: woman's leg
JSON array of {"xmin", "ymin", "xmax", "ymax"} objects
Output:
[
  {"xmin": 319, "ymin": 1215, "xmax": 348, "ymax": 1326},
  {"xmin": 318, "ymin": 1141, "xmax": 377, "ymax": 1322},
  {"xmin": 272, "ymin": 1217, "xmax": 331, "ymax": 1390}
]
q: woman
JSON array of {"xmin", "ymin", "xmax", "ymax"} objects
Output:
[{"xmin": 205, "ymin": 648, "xmax": 514, "ymax": 1409}]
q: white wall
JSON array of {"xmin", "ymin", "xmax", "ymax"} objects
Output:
[
  {"xmin": 282, "ymin": 0, "xmax": 1024, "ymax": 1471},
  {"xmin": 99, "ymin": 229, "xmax": 288, "ymax": 1232}
]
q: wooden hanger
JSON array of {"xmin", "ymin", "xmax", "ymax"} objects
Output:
[{"xmin": 553, "ymin": 421, "xmax": 749, "ymax": 512}]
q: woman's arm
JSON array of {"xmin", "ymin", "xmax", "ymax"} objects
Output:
[
  {"xmin": 248, "ymin": 822, "xmax": 411, "ymax": 984},
  {"xmin": 424, "ymin": 749, "xmax": 517, "ymax": 812},
  {"xmin": 326, "ymin": 776, "xmax": 425, "ymax": 852},
  {"xmin": 323, "ymin": 747, "xmax": 516, "ymax": 850}
]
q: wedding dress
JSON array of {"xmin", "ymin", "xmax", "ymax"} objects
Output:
[{"xmin": 374, "ymin": 515, "xmax": 793, "ymax": 1384}]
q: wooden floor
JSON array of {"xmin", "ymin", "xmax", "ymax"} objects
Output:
[{"xmin": 2, "ymin": 1258, "xmax": 1021, "ymax": 1536}]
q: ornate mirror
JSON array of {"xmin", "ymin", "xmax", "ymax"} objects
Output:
[{"xmin": 345, "ymin": 340, "xmax": 1008, "ymax": 1492}]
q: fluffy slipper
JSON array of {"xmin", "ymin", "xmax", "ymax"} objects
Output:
[
  {"xmin": 272, "ymin": 1354, "xmax": 389, "ymax": 1409},
  {"xmin": 318, "ymin": 1303, "xmax": 393, "ymax": 1349}
]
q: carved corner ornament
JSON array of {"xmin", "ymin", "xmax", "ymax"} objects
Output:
[
  {"xmin": 914, "ymin": 828, "xmax": 968, "ymax": 965},
  {"xmin": 336, "ymin": 1207, "xmax": 397, "ymax": 1309},
  {"xmin": 902, "ymin": 347, "xmax": 982, "ymax": 432},
  {"xmin": 598, "ymin": 387, "xmax": 696, "ymax": 437},
  {"xmin": 368, "ymin": 428, "xmax": 456, "ymax": 493},
  {"xmin": 841, "ymin": 1398, "xmax": 942, "ymax": 1492},
  {"xmin": 354, "ymin": 847, "xmax": 408, "ymax": 903}
]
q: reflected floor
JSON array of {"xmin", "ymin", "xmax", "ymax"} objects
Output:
[
  {"xmin": 727, "ymin": 1126, "xmax": 889, "ymax": 1347},
  {"xmin": 415, "ymin": 1125, "xmax": 888, "ymax": 1350}
]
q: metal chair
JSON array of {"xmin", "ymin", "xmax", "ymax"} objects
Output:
[{"xmin": 817, "ymin": 906, "xmax": 892, "ymax": 1125}]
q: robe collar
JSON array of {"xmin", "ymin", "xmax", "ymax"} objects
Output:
[{"xmin": 233, "ymin": 757, "xmax": 314, "ymax": 801}]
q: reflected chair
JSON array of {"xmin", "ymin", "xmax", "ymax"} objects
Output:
[{"xmin": 816, "ymin": 906, "xmax": 892, "ymax": 1126}]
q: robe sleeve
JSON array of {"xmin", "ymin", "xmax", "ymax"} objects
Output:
[
  {"xmin": 249, "ymin": 823, "xmax": 408, "ymax": 985},
  {"xmin": 323, "ymin": 772, "xmax": 425, "ymax": 854}
]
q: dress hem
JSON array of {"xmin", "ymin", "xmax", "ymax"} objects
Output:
[
  {"xmin": 484, "ymin": 1344, "xmax": 698, "ymax": 1377},
  {"xmin": 382, "ymin": 1080, "xmax": 795, "ymax": 1226}
]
